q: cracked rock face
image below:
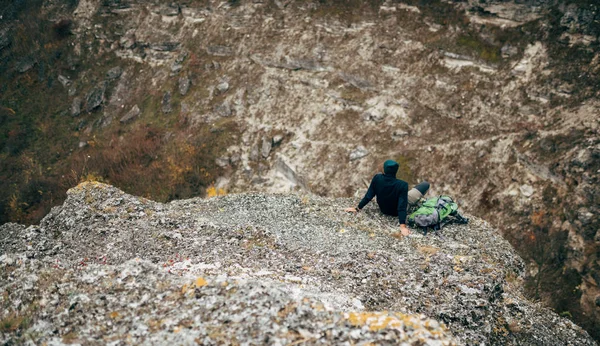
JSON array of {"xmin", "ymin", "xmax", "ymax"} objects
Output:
[
  {"xmin": 1, "ymin": 0, "xmax": 599, "ymax": 340},
  {"xmin": 120, "ymin": 104, "xmax": 140, "ymax": 123},
  {"xmin": 0, "ymin": 182, "xmax": 595, "ymax": 345},
  {"xmin": 85, "ymin": 83, "xmax": 106, "ymax": 112}
]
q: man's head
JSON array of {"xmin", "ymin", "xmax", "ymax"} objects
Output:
[{"xmin": 383, "ymin": 160, "xmax": 399, "ymax": 176}]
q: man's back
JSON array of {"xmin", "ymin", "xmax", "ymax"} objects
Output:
[
  {"xmin": 361, "ymin": 173, "xmax": 408, "ymax": 216},
  {"xmin": 357, "ymin": 160, "xmax": 409, "ymax": 224}
]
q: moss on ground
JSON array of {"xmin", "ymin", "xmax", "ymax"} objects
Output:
[
  {"xmin": 0, "ymin": 1, "xmax": 81, "ymax": 224},
  {"xmin": 455, "ymin": 35, "xmax": 501, "ymax": 63},
  {"xmin": 393, "ymin": 154, "xmax": 415, "ymax": 185},
  {"xmin": 0, "ymin": 2, "xmax": 238, "ymax": 224}
]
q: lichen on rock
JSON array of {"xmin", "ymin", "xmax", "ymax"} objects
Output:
[{"xmin": 0, "ymin": 182, "xmax": 595, "ymax": 345}]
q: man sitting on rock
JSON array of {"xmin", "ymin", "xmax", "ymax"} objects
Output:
[{"xmin": 345, "ymin": 160, "xmax": 430, "ymax": 238}]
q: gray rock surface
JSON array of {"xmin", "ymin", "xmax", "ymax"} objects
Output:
[
  {"xmin": 340, "ymin": 73, "xmax": 373, "ymax": 90},
  {"xmin": 261, "ymin": 136, "xmax": 272, "ymax": 158},
  {"xmin": 57, "ymin": 74, "xmax": 71, "ymax": 87},
  {"xmin": 0, "ymin": 182, "xmax": 595, "ymax": 345},
  {"xmin": 171, "ymin": 62, "xmax": 182, "ymax": 74},
  {"xmin": 392, "ymin": 129, "xmax": 409, "ymax": 140},
  {"xmin": 160, "ymin": 4, "xmax": 180, "ymax": 16},
  {"xmin": 215, "ymin": 156, "xmax": 229, "ymax": 168},
  {"xmin": 560, "ymin": 4, "xmax": 597, "ymax": 34},
  {"xmin": 520, "ymin": 184, "xmax": 534, "ymax": 197},
  {"xmin": 206, "ymin": 45, "xmax": 234, "ymax": 56},
  {"xmin": 71, "ymin": 97, "xmax": 81, "ymax": 117},
  {"xmin": 106, "ymin": 66, "xmax": 123, "ymax": 80},
  {"xmin": 501, "ymin": 44, "xmax": 519, "ymax": 58},
  {"xmin": 162, "ymin": 91, "xmax": 172, "ymax": 114},
  {"xmin": 214, "ymin": 102, "xmax": 232, "ymax": 117},
  {"xmin": 349, "ymin": 146, "xmax": 369, "ymax": 161},
  {"xmin": 85, "ymin": 83, "xmax": 106, "ymax": 112},
  {"xmin": 120, "ymin": 104, "xmax": 140, "ymax": 123},
  {"xmin": 216, "ymin": 81, "xmax": 229, "ymax": 93},
  {"xmin": 16, "ymin": 57, "xmax": 36, "ymax": 73},
  {"xmin": 273, "ymin": 134, "xmax": 284, "ymax": 146},
  {"xmin": 1, "ymin": 0, "xmax": 599, "ymax": 339},
  {"xmin": 151, "ymin": 42, "xmax": 180, "ymax": 52},
  {"xmin": 0, "ymin": 27, "xmax": 10, "ymax": 51},
  {"xmin": 178, "ymin": 77, "xmax": 190, "ymax": 96},
  {"xmin": 361, "ymin": 110, "xmax": 386, "ymax": 122},
  {"xmin": 120, "ymin": 31, "xmax": 136, "ymax": 49}
]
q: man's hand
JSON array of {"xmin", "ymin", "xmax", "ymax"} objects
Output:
[
  {"xmin": 400, "ymin": 224, "xmax": 410, "ymax": 236},
  {"xmin": 344, "ymin": 207, "xmax": 359, "ymax": 213},
  {"xmin": 392, "ymin": 224, "xmax": 411, "ymax": 239}
]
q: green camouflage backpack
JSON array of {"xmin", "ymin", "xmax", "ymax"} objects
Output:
[{"xmin": 408, "ymin": 196, "xmax": 468, "ymax": 232}]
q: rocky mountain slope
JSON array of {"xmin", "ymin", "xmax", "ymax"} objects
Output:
[
  {"xmin": 1, "ymin": 182, "xmax": 596, "ymax": 345},
  {"xmin": 0, "ymin": 0, "xmax": 598, "ymax": 340}
]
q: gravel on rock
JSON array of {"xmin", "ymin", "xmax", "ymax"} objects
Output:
[{"xmin": 0, "ymin": 182, "xmax": 596, "ymax": 345}]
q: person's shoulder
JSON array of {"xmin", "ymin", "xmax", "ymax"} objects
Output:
[
  {"xmin": 372, "ymin": 173, "xmax": 384, "ymax": 180},
  {"xmin": 368, "ymin": 173, "xmax": 380, "ymax": 183},
  {"xmin": 395, "ymin": 179, "xmax": 409, "ymax": 188}
]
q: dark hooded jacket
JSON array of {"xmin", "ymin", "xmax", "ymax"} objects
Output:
[{"xmin": 357, "ymin": 160, "xmax": 409, "ymax": 224}]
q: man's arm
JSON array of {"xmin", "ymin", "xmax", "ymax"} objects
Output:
[
  {"xmin": 345, "ymin": 175, "xmax": 377, "ymax": 213},
  {"xmin": 396, "ymin": 182, "xmax": 408, "ymax": 224},
  {"xmin": 397, "ymin": 182, "xmax": 409, "ymax": 235},
  {"xmin": 357, "ymin": 175, "xmax": 377, "ymax": 210}
]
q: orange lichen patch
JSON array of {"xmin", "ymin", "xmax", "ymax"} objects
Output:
[
  {"xmin": 79, "ymin": 181, "xmax": 111, "ymax": 190},
  {"xmin": 453, "ymin": 255, "xmax": 471, "ymax": 264},
  {"xmin": 181, "ymin": 283, "xmax": 189, "ymax": 294},
  {"xmin": 109, "ymin": 311, "xmax": 120, "ymax": 319},
  {"xmin": 278, "ymin": 302, "xmax": 298, "ymax": 318},
  {"xmin": 346, "ymin": 311, "xmax": 417, "ymax": 332},
  {"xmin": 480, "ymin": 267, "xmax": 494, "ymax": 274},
  {"xmin": 103, "ymin": 206, "xmax": 117, "ymax": 213},
  {"xmin": 206, "ymin": 185, "xmax": 226, "ymax": 197},
  {"xmin": 452, "ymin": 255, "xmax": 471, "ymax": 272},
  {"xmin": 147, "ymin": 319, "xmax": 164, "ymax": 332},
  {"xmin": 311, "ymin": 302, "xmax": 326, "ymax": 312},
  {"xmin": 417, "ymin": 246, "xmax": 440, "ymax": 256},
  {"xmin": 195, "ymin": 277, "xmax": 207, "ymax": 288}
]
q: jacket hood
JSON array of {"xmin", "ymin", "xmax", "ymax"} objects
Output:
[{"xmin": 383, "ymin": 160, "xmax": 399, "ymax": 176}]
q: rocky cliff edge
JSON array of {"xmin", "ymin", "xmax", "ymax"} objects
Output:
[{"xmin": 0, "ymin": 182, "xmax": 595, "ymax": 345}]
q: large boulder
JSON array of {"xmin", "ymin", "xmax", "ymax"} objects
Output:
[
  {"xmin": 120, "ymin": 104, "xmax": 140, "ymax": 123},
  {"xmin": 106, "ymin": 66, "xmax": 123, "ymax": 80},
  {"xmin": 85, "ymin": 83, "xmax": 106, "ymax": 112},
  {"xmin": 178, "ymin": 76, "xmax": 190, "ymax": 96},
  {"xmin": 0, "ymin": 182, "xmax": 595, "ymax": 345},
  {"xmin": 71, "ymin": 97, "xmax": 81, "ymax": 116},
  {"xmin": 161, "ymin": 91, "xmax": 172, "ymax": 114}
]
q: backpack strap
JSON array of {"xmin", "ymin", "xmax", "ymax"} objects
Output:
[{"xmin": 454, "ymin": 212, "xmax": 469, "ymax": 224}]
